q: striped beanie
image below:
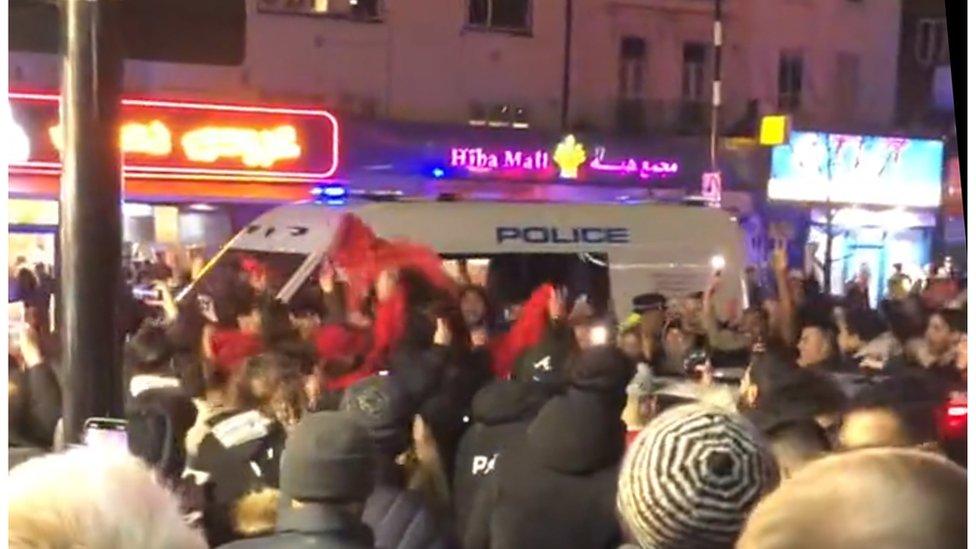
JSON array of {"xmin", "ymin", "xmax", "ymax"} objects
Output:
[{"xmin": 617, "ymin": 404, "xmax": 779, "ymax": 548}]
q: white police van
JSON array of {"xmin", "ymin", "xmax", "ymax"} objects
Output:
[{"xmin": 190, "ymin": 200, "xmax": 749, "ymax": 323}]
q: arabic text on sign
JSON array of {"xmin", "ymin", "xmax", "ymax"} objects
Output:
[
  {"xmin": 48, "ymin": 121, "xmax": 302, "ymax": 168},
  {"xmin": 181, "ymin": 126, "xmax": 302, "ymax": 168},
  {"xmin": 50, "ymin": 120, "xmax": 174, "ymax": 157}
]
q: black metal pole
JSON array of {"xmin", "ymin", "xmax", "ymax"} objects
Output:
[
  {"xmin": 59, "ymin": 0, "xmax": 125, "ymax": 443},
  {"xmin": 709, "ymin": 0, "xmax": 723, "ymax": 171},
  {"xmin": 560, "ymin": 0, "xmax": 573, "ymax": 131}
]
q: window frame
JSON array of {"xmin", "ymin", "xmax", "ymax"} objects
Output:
[
  {"xmin": 618, "ymin": 36, "xmax": 648, "ymax": 101},
  {"xmin": 255, "ymin": 0, "xmax": 385, "ymax": 23},
  {"xmin": 915, "ymin": 18, "xmax": 948, "ymax": 67},
  {"xmin": 681, "ymin": 42, "xmax": 708, "ymax": 103},
  {"xmin": 465, "ymin": 0, "xmax": 534, "ymax": 36},
  {"xmin": 777, "ymin": 50, "xmax": 804, "ymax": 111}
]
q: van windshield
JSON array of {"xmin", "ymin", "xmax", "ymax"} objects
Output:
[{"xmin": 190, "ymin": 248, "xmax": 309, "ymax": 300}]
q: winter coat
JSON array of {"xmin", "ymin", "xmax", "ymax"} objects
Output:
[
  {"xmin": 453, "ymin": 380, "xmax": 550, "ymax": 540},
  {"xmin": 8, "ymin": 361, "xmax": 62, "ymax": 449},
  {"xmin": 364, "ymin": 483, "xmax": 455, "ymax": 549},
  {"xmin": 186, "ymin": 408, "xmax": 287, "ymax": 546},
  {"xmin": 219, "ymin": 502, "xmax": 375, "ymax": 549},
  {"xmin": 464, "ymin": 389, "xmax": 625, "ymax": 549}
]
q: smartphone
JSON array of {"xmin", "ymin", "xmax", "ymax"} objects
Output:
[
  {"xmin": 83, "ymin": 418, "xmax": 129, "ymax": 451},
  {"xmin": 132, "ymin": 286, "xmax": 163, "ymax": 301}
]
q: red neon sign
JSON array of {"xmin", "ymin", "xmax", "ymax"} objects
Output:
[{"xmin": 8, "ymin": 92, "xmax": 339, "ymax": 182}]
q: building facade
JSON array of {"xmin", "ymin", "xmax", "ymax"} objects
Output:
[{"xmin": 10, "ymin": 0, "xmax": 903, "ymax": 135}]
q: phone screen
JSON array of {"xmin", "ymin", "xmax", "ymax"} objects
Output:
[{"xmin": 83, "ymin": 418, "xmax": 129, "ymax": 451}]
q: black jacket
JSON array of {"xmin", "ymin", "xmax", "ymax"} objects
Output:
[
  {"xmin": 364, "ymin": 483, "xmax": 454, "ymax": 549},
  {"xmin": 464, "ymin": 389, "xmax": 625, "ymax": 549},
  {"xmin": 453, "ymin": 380, "xmax": 549, "ymax": 540},
  {"xmin": 219, "ymin": 502, "xmax": 375, "ymax": 549},
  {"xmin": 187, "ymin": 408, "xmax": 287, "ymax": 546},
  {"xmin": 9, "ymin": 361, "xmax": 62, "ymax": 450}
]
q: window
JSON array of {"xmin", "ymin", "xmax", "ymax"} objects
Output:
[
  {"xmin": 682, "ymin": 42, "xmax": 707, "ymax": 102},
  {"xmin": 778, "ymin": 51, "xmax": 803, "ymax": 111},
  {"xmin": 834, "ymin": 52, "xmax": 859, "ymax": 118},
  {"xmin": 619, "ymin": 37, "xmax": 647, "ymax": 100},
  {"xmin": 444, "ymin": 253, "xmax": 611, "ymax": 322},
  {"xmin": 915, "ymin": 18, "xmax": 948, "ymax": 66},
  {"xmin": 256, "ymin": 0, "xmax": 382, "ymax": 21},
  {"xmin": 469, "ymin": 0, "xmax": 531, "ymax": 32}
]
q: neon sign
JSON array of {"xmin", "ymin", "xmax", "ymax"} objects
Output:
[
  {"xmin": 181, "ymin": 125, "xmax": 301, "ymax": 168},
  {"xmin": 553, "ymin": 135, "xmax": 586, "ymax": 179},
  {"xmin": 446, "ymin": 134, "xmax": 679, "ymax": 182},
  {"xmin": 589, "ymin": 147, "xmax": 679, "ymax": 179},
  {"xmin": 9, "ymin": 91, "xmax": 339, "ymax": 182},
  {"xmin": 6, "ymin": 104, "xmax": 31, "ymax": 163}
]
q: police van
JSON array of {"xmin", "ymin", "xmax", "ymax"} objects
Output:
[{"xmin": 189, "ymin": 200, "xmax": 749, "ymax": 323}]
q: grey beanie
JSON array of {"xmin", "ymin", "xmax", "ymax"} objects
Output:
[{"xmin": 279, "ymin": 411, "xmax": 375, "ymax": 503}]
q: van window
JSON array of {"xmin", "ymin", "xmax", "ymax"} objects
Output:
[
  {"xmin": 193, "ymin": 249, "xmax": 308, "ymax": 298},
  {"xmin": 445, "ymin": 253, "xmax": 611, "ymax": 321}
]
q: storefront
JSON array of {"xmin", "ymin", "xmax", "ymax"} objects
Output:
[
  {"xmin": 767, "ymin": 131, "xmax": 945, "ymax": 305},
  {"xmin": 7, "ymin": 91, "xmax": 342, "ymax": 272},
  {"xmin": 342, "ymin": 120, "xmax": 769, "ymax": 203}
]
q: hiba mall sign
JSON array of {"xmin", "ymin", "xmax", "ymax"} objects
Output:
[{"xmin": 448, "ymin": 135, "xmax": 681, "ymax": 182}]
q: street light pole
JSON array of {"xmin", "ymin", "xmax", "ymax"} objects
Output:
[
  {"xmin": 709, "ymin": 0, "xmax": 723, "ymax": 171},
  {"xmin": 59, "ymin": 0, "xmax": 125, "ymax": 443},
  {"xmin": 560, "ymin": 0, "xmax": 574, "ymax": 131}
]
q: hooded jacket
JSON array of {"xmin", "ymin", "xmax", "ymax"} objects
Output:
[
  {"xmin": 364, "ymin": 481, "xmax": 454, "ymax": 549},
  {"xmin": 219, "ymin": 502, "xmax": 375, "ymax": 549},
  {"xmin": 453, "ymin": 380, "xmax": 550, "ymax": 540},
  {"xmin": 464, "ymin": 389, "xmax": 625, "ymax": 549}
]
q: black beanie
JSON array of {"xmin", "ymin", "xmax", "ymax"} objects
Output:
[
  {"xmin": 568, "ymin": 345, "xmax": 634, "ymax": 394},
  {"xmin": 340, "ymin": 375, "xmax": 415, "ymax": 457},
  {"xmin": 279, "ymin": 411, "xmax": 375, "ymax": 503}
]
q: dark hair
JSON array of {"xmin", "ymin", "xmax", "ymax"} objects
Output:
[
  {"xmin": 260, "ymin": 299, "xmax": 299, "ymax": 347},
  {"xmin": 232, "ymin": 352, "xmax": 303, "ymax": 412},
  {"xmin": 883, "ymin": 297, "xmax": 927, "ymax": 343},
  {"xmin": 765, "ymin": 418, "xmax": 831, "ymax": 455},
  {"xmin": 934, "ymin": 308, "xmax": 966, "ymax": 334},
  {"xmin": 126, "ymin": 324, "xmax": 174, "ymax": 376},
  {"xmin": 749, "ymin": 353, "xmax": 796, "ymax": 401},
  {"xmin": 844, "ymin": 308, "xmax": 887, "ymax": 343},
  {"xmin": 460, "ymin": 284, "xmax": 494, "ymax": 328},
  {"xmin": 759, "ymin": 369, "xmax": 848, "ymax": 422},
  {"xmin": 849, "ymin": 373, "xmax": 944, "ymax": 445}
]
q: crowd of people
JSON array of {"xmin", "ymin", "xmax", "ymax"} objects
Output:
[{"xmin": 7, "ymin": 214, "xmax": 969, "ymax": 548}]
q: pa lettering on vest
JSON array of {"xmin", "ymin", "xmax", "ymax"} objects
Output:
[
  {"xmin": 472, "ymin": 453, "xmax": 498, "ymax": 475},
  {"xmin": 496, "ymin": 226, "xmax": 630, "ymax": 245}
]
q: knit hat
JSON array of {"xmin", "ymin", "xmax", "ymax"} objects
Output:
[
  {"xmin": 279, "ymin": 411, "xmax": 375, "ymax": 503},
  {"xmin": 617, "ymin": 404, "xmax": 779, "ymax": 548},
  {"xmin": 340, "ymin": 375, "xmax": 414, "ymax": 457},
  {"xmin": 568, "ymin": 345, "xmax": 634, "ymax": 394}
]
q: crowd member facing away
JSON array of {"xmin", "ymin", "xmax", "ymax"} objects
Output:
[
  {"xmin": 764, "ymin": 418, "xmax": 831, "ymax": 480},
  {"xmin": 618, "ymin": 404, "xmax": 779, "ymax": 548},
  {"xmin": 737, "ymin": 448, "xmax": 966, "ymax": 549},
  {"xmin": 453, "ymin": 379, "xmax": 549, "ymax": 540},
  {"xmin": 837, "ymin": 373, "xmax": 945, "ymax": 453},
  {"xmin": 220, "ymin": 411, "xmax": 377, "ymax": 549},
  {"xmin": 8, "ymin": 447, "xmax": 207, "ymax": 549},
  {"xmin": 341, "ymin": 376, "xmax": 455, "ymax": 549},
  {"xmin": 465, "ymin": 347, "xmax": 632, "ymax": 549},
  {"xmin": 8, "ymin": 326, "xmax": 62, "ymax": 467},
  {"xmin": 187, "ymin": 353, "xmax": 297, "ymax": 545}
]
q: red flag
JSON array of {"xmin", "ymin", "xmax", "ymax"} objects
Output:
[{"xmin": 489, "ymin": 283, "xmax": 554, "ymax": 379}]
